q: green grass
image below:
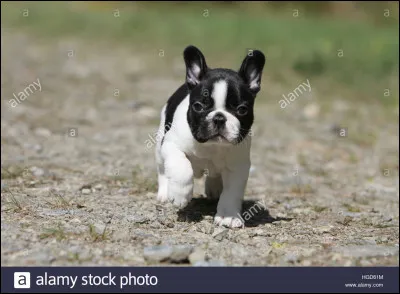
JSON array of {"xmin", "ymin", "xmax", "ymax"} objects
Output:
[
  {"xmin": 39, "ymin": 223, "xmax": 67, "ymax": 241},
  {"xmin": 1, "ymin": 1, "xmax": 399, "ymax": 107},
  {"xmin": 88, "ymin": 223, "xmax": 110, "ymax": 242}
]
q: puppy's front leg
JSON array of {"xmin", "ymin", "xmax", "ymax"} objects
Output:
[
  {"xmin": 161, "ymin": 142, "xmax": 193, "ymax": 208},
  {"xmin": 214, "ymin": 161, "xmax": 250, "ymax": 228}
]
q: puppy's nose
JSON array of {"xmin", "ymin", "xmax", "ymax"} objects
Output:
[{"xmin": 213, "ymin": 112, "xmax": 227, "ymax": 127}]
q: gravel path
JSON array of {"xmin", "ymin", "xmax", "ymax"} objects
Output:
[{"xmin": 1, "ymin": 30, "xmax": 399, "ymax": 266}]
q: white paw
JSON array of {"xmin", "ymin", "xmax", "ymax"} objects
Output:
[
  {"xmin": 171, "ymin": 196, "xmax": 190, "ymax": 209},
  {"xmin": 158, "ymin": 182, "xmax": 192, "ymax": 209},
  {"xmin": 214, "ymin": 215, "xmax": 244, "ymax": 228},
  {"xmin": 157, "ymin": 191, "xmax": 171, "ymax": 203},
  {"xmin": 157, "ymin": 191, "xmax": 190, "ymax": 208}
]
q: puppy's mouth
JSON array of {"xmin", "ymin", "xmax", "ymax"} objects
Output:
[{"xmin": 207, "ymin": 133, "xmax": 230, "ymax": 143}]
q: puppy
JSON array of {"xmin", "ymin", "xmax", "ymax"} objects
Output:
[{"xmin": 155, "ymin": 45, "xmax": 265, "ymax": 228}]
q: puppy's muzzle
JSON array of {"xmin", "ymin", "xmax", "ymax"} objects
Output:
[{"xmin": 212, "ymin": 112, "xmax": 227, "ymax": 129}]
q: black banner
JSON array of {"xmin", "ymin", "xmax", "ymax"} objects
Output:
[{"xmin": 2, "ymin": 267, "xmax": 399, "ymax": 293}]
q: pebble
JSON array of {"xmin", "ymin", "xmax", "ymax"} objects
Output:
[
  {"xmin": 284, "ymin": 252, "xmax": 298, "ymax": 263},
  {"xmin": 212, "ymin": 229, "xmax": 229, "ymax": 241},
  {"xmin": 127, "ymin": 215, "xmax": 150, "ymax": 224},
  {"xmin": 333, "ymin": 245, "xmax": 399, "ymax": 258},
  {"xmin": 93, "ymin": 223, "xmax": 106, "ymax": 235},
  {"xmin": 34, "ymin": 127, "xmax": 52, "ymax": 138},
  {"xmin": 188, "ymin": 248, "xmax": 206, "ymax": 265},
  {"xmin": 69, "ymin": 218, "xmax": 82, "ymax": 225},
  {"xmin": 314, "ymin": 226, "xmax": 333, "ymax": 234},
  {"xmin": 81, "ymin": 188, "xmax": 91, "ymax": 195},
  {"xmin": 94, "ymin": 184, "xmax": 103, "ymax": 190},
  {"xmin": 169, "ymin": 245, "xmax": 194, "ymax": 263},
  {"xmin": 24, "ymin": 143, "xmax": 43, "ymax": 152},
  {"xmin": 112, "ymin": 230, "xmax": 130, "ymax": 242},
  {"xmin": 193, "ymin": 260, "xmax": 226, "ymax": 267},
  {"xmin": 303, "ymin": 103, "xmax": 320, "ymax": 119},
  {"xmin": 143, "ymin": 245, "xmax": 194, "ymax": 263},
  {"xmin": 30, "ymin": 166, "xmax": 46, "ymax": 177}
]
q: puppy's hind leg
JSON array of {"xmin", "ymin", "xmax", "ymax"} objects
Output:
[{"xmin": 205, "ymin": 174, "xmax": 223, "ymax": 201}]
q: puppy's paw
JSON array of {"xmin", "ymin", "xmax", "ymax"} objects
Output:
[
  {"xmin": 170, "ymin": 195, "xmax": 190, "ymax": 209},
  {"xmin": 167, "ymin": 182, "xmax": 193, "ymax": 209},
  {"xmin": 157, "ymin": 191, "xmax": 171, "ymax": 203},
  {"xmin": 214, "ymin": 215, "xmax": 244, "ymax": 228}
]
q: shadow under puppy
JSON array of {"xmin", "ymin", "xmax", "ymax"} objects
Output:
[{"xmin": 156, "ymin": 45, "xmax": 265, "ymax": 228}]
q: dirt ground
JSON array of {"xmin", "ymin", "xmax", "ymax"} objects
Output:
[{"xmin": 1, "ymin": 30, "xmax": 399, "ymax": 266}]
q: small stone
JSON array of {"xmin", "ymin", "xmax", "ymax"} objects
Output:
[
  {"xmin": 24, "ymin": 143, "xmax": 43, "ymax": 152},
  {"xmin": 170, "ymin": 245, "xmax": 193, "ymax": 263},
  {"xmin": 93, "ymin": 223, "xmax": 106, "ymax": 235},
  {"xmin": 362, "ymin": 237, "xmax": 377, "ymax": 245},
  {"xmin": 254, "ymin": 229, "xmax": 268, "ymax": 236},
  {"xmin": 333, "ymin": 245, "xmax": 399, "ymax": 258},
  {"xmin": 189, "ymin": 248, "xmax": 206, "ymax": 265},
  {"xmin": 127, "ymin": 215, "xmax": 150, "ymax": 224},
  {"xmin": 70, "ymin": 218, "xmax": 81, "ymax": 225},
  {"xmin": 34, "ymin": 128, "xmax": 52, "ymax": 138},
  {"xmin": 383, "ymin": 216, "xmax": 393, "ymax": 222},
  {"xmin": 315, "ymin": 226, "xmax": 333, "ymax": 234},
  {"xmin": 92, "ymin": 248, "xmax": 103, "ymax": 256},
  {"xmin": 284, "ymin": 252, "xmax": 298, "ymax": 263},
  {"xmin": 303, "ymin": 103, "xmax": 320, "ymax": 119},
  {"xmin": 27, "ymin": 181, "xmax": 36, "ymax": 187},
  {"xmin": 193, "ymin": 260, "xmax": 225, "ymax": 267},
  {"xmin": 143, "ymin": 245, "xmax": 173, "ymax": 263},
  {"xmin": 379, "ymin": 236, "xmax": 389, "ymax": 243},
  {"xmin": 30, "ymin": 166, "xmax": 46, "ymax": 177},
  {"xmin": 113, "ymin": 230, "xmax": 130, "ymax": 242},
  {"xmin": 94, "ymin": 184, "xmax": 103, "ymax": 190},
  {"xmin": 212, "ymin": 228, "xmax": 229, "ymax": 241},
  {"xmin": 81, "ymin": 188, "xmax": 91, "ymax": 195}
]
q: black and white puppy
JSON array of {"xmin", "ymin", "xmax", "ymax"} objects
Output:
[{"xmin": 156, "ymin": 45, "xmax": 265, "ymax": 228}]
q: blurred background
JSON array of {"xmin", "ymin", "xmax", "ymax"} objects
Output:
[{"xmin": 1, "ymin": 2, "xmax": 399, "ymax": 267}]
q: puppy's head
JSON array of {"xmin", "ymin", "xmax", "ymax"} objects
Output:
[{"xmin": 184, "ymin": 45, "xmax": 265, "ymax": 145}]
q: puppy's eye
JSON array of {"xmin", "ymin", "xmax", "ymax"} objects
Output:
[
  {"xmin": 237, "ymin": 105, "xmax": 248, "ymax": 116},
  {"xmin": 192, "ymin": 101, "xmax": 205, "ymax": 113}
]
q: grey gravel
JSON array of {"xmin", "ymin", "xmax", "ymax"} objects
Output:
[
  {"xmin": 1, "ymin": 29, "xmax": 398, "ymax": 267},
  {"xmin": 143, "ymin": 245, "xmax": 194, "ymax": 264},
  {"xmin": 193, "ymin": 260, "xmax": 226, "ymax": 267},
  {"xmin": 212, "ymin": 229, "xmax": 229, "ymax": 241}
]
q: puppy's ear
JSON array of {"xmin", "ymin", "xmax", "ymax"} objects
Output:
[
  {"xmin": 238, "ymin": 50, "xmax": 265, "ymax": 95},
  {"xmin": 183, "ymin": 45, "xmax": 208, "ymax": 90}
]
